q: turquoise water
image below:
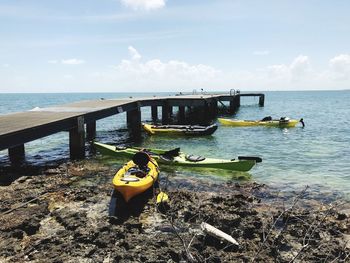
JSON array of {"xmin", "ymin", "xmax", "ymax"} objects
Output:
[{"xmin": 1, "ymin": 91, "xmax": 349, "ymax": 198}]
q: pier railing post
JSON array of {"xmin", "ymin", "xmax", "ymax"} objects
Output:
[
  {"xmin": 86, "ymin": 121, "xmax": 96, "ymax": 141},
  {"xmin": 127, "ymin": 107, "xmax": 141, "ymax": 138},
  {"xmin": 69, "ymin": 116, "xmax": 85, "ymax": 160},
  {"xmin": 8, "ymin": 144, "xmax": 25, "ymax": 163},
  {"xmin": 151, "ymin": 106, "xmax": 158, "ymax": 122}
]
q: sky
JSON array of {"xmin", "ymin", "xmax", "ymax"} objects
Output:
[{"xmin": 0, "ymin": 0, "xmax": 350, "ymax": 93}]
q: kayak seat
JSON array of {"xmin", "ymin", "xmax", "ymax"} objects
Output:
[
  {"xmin": 261, "ymin": 116, "xmax": 272, "ymax": 121},
  {"xmin": 121, "ymin": 177, "xmax": 140, "ymax": 182},
  {"xmin": 127, "ymin": 167, "xmax": 149, "ymax": 178},
  {"xmin": 279, "ymin": 117, "xmax": 290, "ymax": 123},
  {"xmin": 185, "ymin": 155, "xmax": 205, "ymax": 162},
  {"xmin": 115, "ymin": 146, "xmax": 127, "ymax": 150},
  {"xmin": 160, "ymin": 155, "xmax": 174, "ymax": 162}
]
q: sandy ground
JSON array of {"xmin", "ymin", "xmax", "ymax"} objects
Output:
[{"xmin": 0, "ymin": 160, "xmax": 350, "ymax": 262}]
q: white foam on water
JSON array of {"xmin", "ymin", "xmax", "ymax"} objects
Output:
[{"xmin": 29, "ymin": 106, "xmax": 106, "ymax": 113}]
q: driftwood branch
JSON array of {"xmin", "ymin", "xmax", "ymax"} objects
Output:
[{"xmin": 201, "ymin": 222, "xmax": 239, "ymax": 246}]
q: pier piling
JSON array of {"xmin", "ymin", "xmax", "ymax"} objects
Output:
[
  {"xmin": 69, "ymin": 116, "xmax": 85, "ymax": 160},
  {"xmin": 259, "ymin": 94, "xmax": 265, "ymax": 107},
  {"xmin": 209, "ymin": 100, "xmax": 218, "ymax": 118},
  {"xmin": 151, "ymin": 106, "xmax": 158, "ymax": 122},
  {"xmin": 8, "ymin": 144, "xmax": 25, "ymax": 163},
  {"xmin": 127, "ymin": 107, "xmax": 141, "ymax": 138},
  {"xmin": 86, "ymin": 121, "xmax": 96, "ymax": 141},
  {"xmin": 162, "ymin": 102, "xmax": 171, "ymax": 124},
  {"xmin": 178, "ymin": 106, "xmax": 186, "ymax": 123},
  {"xmin": 202, "ymin": 102, "xmax": 211, "ymax": 124},
  {"xmin": 229, "ymin": 95, "xmax": 241, "ymax": 113}
]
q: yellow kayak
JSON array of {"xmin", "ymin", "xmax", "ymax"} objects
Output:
[
  {"xmin": 218, "ymin": 117, "xmax": 302, "ymax": 128},
  {"xmin": 113, "ymin": 152, "xmax": 159, "ymax": 202}
]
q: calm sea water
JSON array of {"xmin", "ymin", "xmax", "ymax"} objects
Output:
[{"xmin": 1, "ymin": 91, "xmax": 349, "ymax": 198}]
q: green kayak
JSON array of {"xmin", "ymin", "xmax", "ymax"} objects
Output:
[{"xmin": 93, "ymin": 141, "xmax": 261, "ymax": 172}]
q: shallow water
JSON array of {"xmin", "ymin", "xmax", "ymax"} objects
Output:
[{"xmin": 1, "ymin": 91, "xmax": 349, "ymax": 199}]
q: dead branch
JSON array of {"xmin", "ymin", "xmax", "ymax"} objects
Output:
[
  {"xmin": 201, "ymin": 222, "xmax": 239, "ymax": 246},
  {"xmin": 252, "ymin": 186, "xmax": 309, "ymax": 262}
]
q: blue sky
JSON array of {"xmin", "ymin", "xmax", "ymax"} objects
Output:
[{"xmin": 0, "ymin": 0, "xmax": 350, "ymax": 92}]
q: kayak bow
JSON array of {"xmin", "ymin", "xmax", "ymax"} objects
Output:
[{"xmin": 218, "ymin": 117, "xmax": 300, "ymax": 127}]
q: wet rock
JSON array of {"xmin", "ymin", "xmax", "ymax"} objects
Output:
[
  {"xmin": 337, "ymin": 212, "xmax": 347, "ymax": 220},
  {"xmin": 0, "ymin": 201, "xmax": 49, "ymax": 236},
  {"xmin": 52, "ymin": 207, "xmax": 87, "ymax": 231},
  {"xmin": 0, "ymin": 160, "xmax": 350, "ymax": 262}
]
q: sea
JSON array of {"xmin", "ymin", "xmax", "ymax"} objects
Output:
[{"xmin": 1, "ymin": 91, "xmax": 349, "ymax": 199}]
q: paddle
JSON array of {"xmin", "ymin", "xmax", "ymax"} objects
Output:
[
  {"xmin": 161, "ymin": 147, "xmax": 180, "ymax": 157},
  {"xmin": 154, "ymin": 163, "xmax": 170, "ymax": 207},
  {"xmin": 156, "ymin": 191, "xmax": 169, "ymax": 204},
  {"xmin": 130, "ymin": 146, "xmax": 180, "ymax": 158},
  {"xmin": 142, "ymin": 154, "xmax": 170, "ymax": 205},
  {"xmin": 238, "ymin": 156, "xmax": 263, "ymax": 163}
]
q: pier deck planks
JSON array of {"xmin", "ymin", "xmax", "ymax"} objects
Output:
[{"xmin": 0, "ymin": 93, "xmax": 263, "ymax": 152}]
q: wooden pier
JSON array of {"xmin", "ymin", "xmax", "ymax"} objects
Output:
[{"xmin": 0, "ymin": 92, "xmax": 264, "ymax": 162}]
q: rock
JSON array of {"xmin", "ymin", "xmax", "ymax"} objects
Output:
[{"xmin": 0, "ymin": 160, "xmax": 349, "ymax": 262}]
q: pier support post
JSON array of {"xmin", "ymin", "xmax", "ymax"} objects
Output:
[
  {"xmin": 86, "ymin": 121, "xmax": 96, "ymax": 141},
  {"xmin": 69, "ymin": 116, "xmax": 85, "ymax": 160},
  {"xmin": 169, "ymin": 106, "xmax": 173, "ymax": 117},
  {"xmin": 127, "ymin": 107, "xmax": 141, "ymax": 138},
  {"xmin": 229, "ymin": 95, "xmax": 240, "ymax": 114},
  {"xmin": 178, "ymin": 106, "xmax": 186, "ymax": 123},
  {"xmin": 8, "ymin": 144, "xmax": 25, "ymax": 163},
  {"xmin": 151, "ymin": 106, "xmax": 158, "ymax": 122},
  {"xmin": 259, "ymin": 94, "xmax": 265, "ymax": 107},
  {"xmin": 236, "ymin": 95, "xmax": 241, "ymax": 107},
  {"xmin": 202, "ymin": 102, "xmax": 211, "ymax": 124},
  {"xmin": 162, "ymin": 102, "xmax": 171, "ymax": 125},
  {"xmin": 209, "ymin": 99, "xmax": 218, "ymax": 118}
]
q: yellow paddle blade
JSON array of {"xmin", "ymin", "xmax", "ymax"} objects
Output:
[{"xmin": 156, "ymin": 192, "xmax": 169, "ymax": 203}]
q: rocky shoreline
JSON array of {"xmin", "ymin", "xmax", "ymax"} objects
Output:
[{"xmin": 1, "ymin": 160, "xmax": 350, "ymax": 262}]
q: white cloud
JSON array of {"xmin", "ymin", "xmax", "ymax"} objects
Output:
[
  {"xmin": 262, "ymin": 55, "xmax": 311, "ymax": 85},
  {"xmin": 84, "ymin": 49, "xmax": 349, "ymax": 92},
  {"xmin": 3, "ymin": 48, "xmax": 350, "ymax": 92},
  {"xmin": 2, "ymin": 64, "xmax": 10, "ymax": 68},
  {"xmin": 253, "ymin": 50, "xmax": 270, "ymax": 56},
  {"xmin": 290, "ymin": 55, "xmax": 311, "ymax": 80},
  {"xmin": 128, "ymin": 46, "xmax": 141, "ymax": 60},
  {"xmin": 329, "ymin": 54, "xmax": 350, "ymax": 80},
  {"xmin": 111, "ymin": 47, "xmax": 221, "ymax": 90},
  {"xmin": 120, "ymin": 0, "xmax": 166, "ymax": 10},
  {"xmin": 61, "ymin": 59, "xmax": 85, "ymax": 65}
]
